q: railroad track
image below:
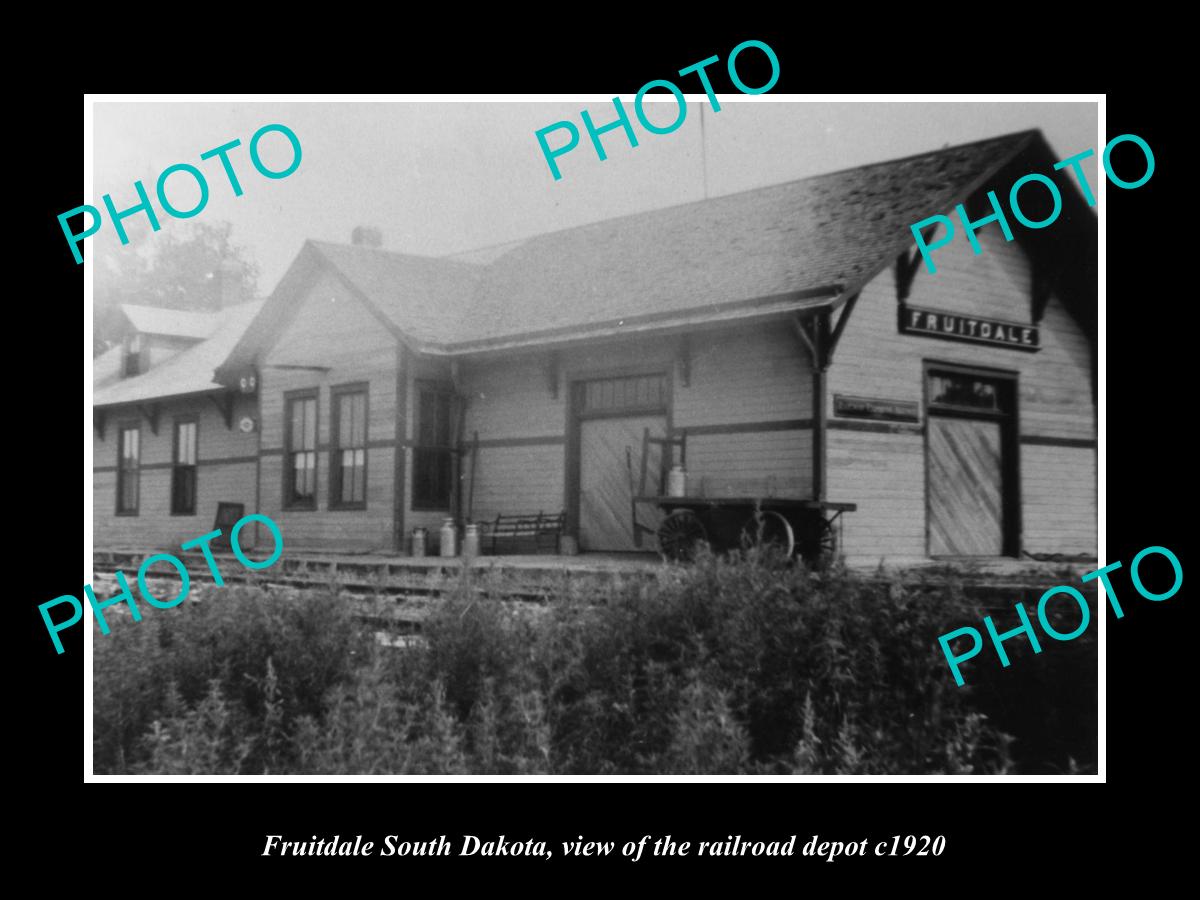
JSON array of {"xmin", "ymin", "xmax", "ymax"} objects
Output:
[
  {"xmin": 89, "ymin": 549, "xmax": 652, "ymax": 643},
  {"xmin": 90, "ymin": 550, "xmax": 1084, "ymax": 639}
]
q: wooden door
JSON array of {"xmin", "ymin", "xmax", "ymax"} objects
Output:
[
  {"xmin": 579, "ymin": 415, "xmax": 666, "ymax": 551},
  {"xmin": 927, "ymin": 416, "xmax": 1004, "ymax": 556}
]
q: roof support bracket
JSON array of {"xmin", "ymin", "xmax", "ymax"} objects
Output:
[
  {"xmin": 791, "ymin": 313, "xmax": 832, "ymax": 370},
  {"xmin": 450, "ymin": 359, "xmax": 464, "ymax": 396},
  {"xmin": 794, "ymin": 309, "xmax": 833, "ymax": 503},
  {"xmin": 208, "ymin": 392, "xmax": 234, "ymax": 430},
  {"xmin": 93, "ymin": 409, "xmax": 106, "ymax": 441},
  {"xmin": 138, "ymin": 402, "xmax": 160, "ymax": 436},
  {"xmin": 791, "ymin": 314, "xmax": 816, "ymax": 362},
  {"xmin": 896, "ymin": 223, "xmax": 938, "ymax": 302},
  {"xmin": 677, "ymin": 335, "xmax": 691, "ymax": 388},
  {"xmin": 828, "ymin": 292, "xmax": 860, "ymax": 360}
]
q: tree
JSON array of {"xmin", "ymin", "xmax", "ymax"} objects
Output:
[{"xmin": 93, "ymin": 221, "xmax": 260, "ymax": 356}]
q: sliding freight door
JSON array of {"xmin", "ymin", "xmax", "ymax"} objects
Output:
[
  {"xmin": 572, "ymin": 373, "xmax": 670, "ymax": 553},
  {"xmin": 925, "ymin": 365, "xmax": 1019, "ymax": 557}
]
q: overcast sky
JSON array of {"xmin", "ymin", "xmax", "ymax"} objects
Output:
[{"xmin": 92, "ymin": 99, "xmax": 1098, "ymax": 293}]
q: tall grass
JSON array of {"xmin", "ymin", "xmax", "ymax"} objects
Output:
[{"xmin": 92, "ymin": 549, "xmax": 1094, "ymax": 775}]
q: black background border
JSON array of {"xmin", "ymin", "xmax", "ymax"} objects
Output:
[{"xmin": 17, "ymin": 26, "xmax": 1186, "ymax": 883}]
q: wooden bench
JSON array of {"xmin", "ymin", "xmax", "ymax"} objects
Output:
[{"xmin": 485, "ymin": 512, "xmax": 566, "ymax": 555}]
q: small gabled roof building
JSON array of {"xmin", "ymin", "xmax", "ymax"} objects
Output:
[{"xmin": 93, "ymin": 300, "xmax": 264, "ymax": 548}]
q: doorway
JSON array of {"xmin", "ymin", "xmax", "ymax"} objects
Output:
[
  {"xmin": 570, "ymin": 373, "xmax": 670, "ymax": 552},
  {"xmin": 925, "ymin": 364, "xmax": 1019, "ymax": 557}
]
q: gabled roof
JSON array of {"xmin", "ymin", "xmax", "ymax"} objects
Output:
[
  {"xmin": 310, "ymin": 241, "xmax": 484, "ymax": 347},
  {"xmin": 461, "ymin": 131, "xmax": 1042, "ymax": 350},
  {"xmin": 220, "ymin": 128, "xmax": 1093, "ymax": 377},
  {"xmin": 119, "ymin": 304, "xmax": 223, "ymax": 340},
  {"xmin": 94, "ymin": 300, "xmax": 265, "ymax": 408}
]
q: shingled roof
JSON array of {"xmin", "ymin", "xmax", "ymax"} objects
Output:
[
  {"xmin": 460, "ymin": 130, "xmax": 1044, "ymax": 349},
  {"xmin": 119, "ymin": 304, "xmax": 223, "ymax": 341},
  {"xmin": 308, "ymin": 241, "xmax": 483, "ymax": 347},
  {"xmin": 220, "ymin": 128, "xmax": 1089, "ymax": 375},
  {"xmin": 94, "ymin": 300, "xmax": 265, "ymax": 408}
]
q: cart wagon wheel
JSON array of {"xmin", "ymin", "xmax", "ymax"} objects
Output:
[
  {"xmin": 741, "ymin": 510, "xmax": 795, "ymax": 558},
  {"xmin": 658, "ymin": 510, "xmax": 708, "ymax": 561}
]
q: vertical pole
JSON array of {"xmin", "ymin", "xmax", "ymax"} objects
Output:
[
  {"xmin": 467, "ymin": 430, "xmax": 479, "ymax": 522},
  {"xmin": 812, "ymin": 312, "xmax": 829, "ymax": 502},
  {"xmin": 452, "ymin": 394, "xmax": 467, "ymax": 527},
  {"xmin": 393, "ymin": 344, "xmax": 408, "ymax": 553}
]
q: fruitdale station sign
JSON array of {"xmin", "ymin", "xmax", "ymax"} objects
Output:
[{"xmin": 898, "ymin": 304, "xmax": 1040, "ymax": 352}]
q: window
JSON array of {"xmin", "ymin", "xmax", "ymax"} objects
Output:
[
  {"xmin": 332, "ymin": 387, "xmax": 367, "ymax": 508},
  {"xmin": 576, "ymin": 373, "xmax": 668, "ymax": 415},
  {"xmin": 413, "ymin": 384, "xmax": 454, "ymax": 510},
  {"xmin": 116, "ymin": 425, "xmax": 140, "ymax": 514},
  {"xmin": 171, "ymin": 418, "xmax": 198, "ymax": 515},
  {"xmin": 927, "ymin": 370, "xmax": 1011, "ymax": 415},
  {"xmin": 123, "ymin": 334, "xmax": 144, "ymax": 378},
  {"xmin": 285, "ymin": 392, "xmax": 318, "ymax": 508}
]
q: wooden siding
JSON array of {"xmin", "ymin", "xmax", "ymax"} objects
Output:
[
  {"xmin": 1020, "ymin": 443, "xmax": 1097, "ymax": 554},
  {"xmin": 828, "ymin": 429, "xmax": 927, "ymax": 561},
  {"xmin": 93, "ymin": 393, "xmax": 258, "ymax": 550},
  {"xmin": 457, "ymin": 357, "xmax": 565, "ymax": 527},
  {"xmin": 674, "ymin": 327, "xmax": 812, "ymax": 425},
  {"xmin": 675, "ymin": 326, "xmax": 813, "ymax": 500},
  {"xmin": 458, "ymin": 324, "xmax": 816, "ymax": 536},
  {"xmin": 258, "ymin": 269, "xmax": 399, "ymax": 552},
  {"xmin": 468, "ymin": 444, "xmax": 565, "ymax": 524},
  {"xmin": 684, "ymin": 431, "xmax": 811, "ymax": 500},
  {"xmin": 828, "ymin": 220, "xmax": 1096, "ymax": 562}
]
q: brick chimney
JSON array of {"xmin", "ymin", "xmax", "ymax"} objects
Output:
[
  {"xmin": 351, "ymin": 226, "xmax": 383, "ymax": 248},
  {"xmin": 214, "ymin": 258, "xmax": 242, "ymax": 309}
]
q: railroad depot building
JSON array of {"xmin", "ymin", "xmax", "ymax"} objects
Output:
[{"xmin": 92, "ymin": 129, "xmax": 1097, "ymax": 566}]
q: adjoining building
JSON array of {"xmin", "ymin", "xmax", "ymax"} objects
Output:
[
  {"xmin": 92, "ymin": 130, "xmax": 1097, "ymax": 566},
  {"xmin": 93, "ymin": 298, "xmax": 265, "ymax": 548}
]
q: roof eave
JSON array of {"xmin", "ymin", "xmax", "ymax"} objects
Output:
[
  {"xmin": 434, "ymin": 288, "xmax": 843, "ymax": 358},
  {"xmin": 93, "ymin": 384, "xmax": 229, "ymax": 410}
]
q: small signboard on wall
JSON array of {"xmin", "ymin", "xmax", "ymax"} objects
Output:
[{"xmin": 833, "ymin": 394, "xmax": 920, "ymax": 423}]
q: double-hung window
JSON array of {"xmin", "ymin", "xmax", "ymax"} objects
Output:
[
  {"xmin": 116, "ymin": 425, "xmax": 140, "ymax": 515},
  {"xmin": 285, "ymin": 392, "xmax": 318, "ymax": 508},
  {"xmin": 332, "ymin": 386, "xmax": 367, "ymax": 508},
  {"xmin": 171, "ymin": 418, "xmax": 198, "ymax": 515}
]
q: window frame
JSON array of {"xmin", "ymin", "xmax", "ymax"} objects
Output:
[
  {"xmin": 170, "ymin": 416, "xmax": 199, "ymax": 516},
  {"xmin": 411, "ymin": 381, "xmax": 456, "ymax": 512},
  {"xmin": 283, "ymin": 388, "xmax": 320, "ymax": 511},
  {"xmin": 924, "ymin": 362, "xmax": 1017, "ymax": 420},
  {"xmin": 330, "ymin": 382, "xmax": 369, "ymax": 511},
  {"xmin": 572, "ymin": 371, "xmax": 670, "ymax": 420},
  {"xmin": 115, "ymin": 422, "xmax": 141, "ymax": 516}
]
